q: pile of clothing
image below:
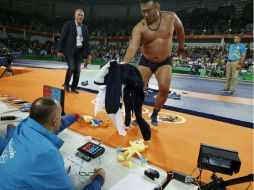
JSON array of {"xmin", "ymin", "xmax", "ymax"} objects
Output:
[{"xmin": 94, "ymin": 60, "xmax": 151, "ymax": 141}]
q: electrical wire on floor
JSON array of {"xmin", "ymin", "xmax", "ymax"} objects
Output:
[
  {"xmin": 189, "ymin": 166, "xmax": 203, "ymax": 188},
  {"xmin": 244, "ymin": 182, "xmax": 251, "ymax": 190},
  {"xmin": 197, "ymin": 169, "xmax": 203, "ymax": 186},
  {"xmin": 190, "ymin": 166, "xmax": 198, "ymax": 176},
  {"xmin": 194, "ymin": 179, "xmax": 202, "ymax": 190}
]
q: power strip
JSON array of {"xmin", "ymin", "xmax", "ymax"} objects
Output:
[{"xmin": 172, "ymin": 172, "xmax": 194, "ymax": 184}]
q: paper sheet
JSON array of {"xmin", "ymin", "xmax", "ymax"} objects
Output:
[
  {"xmin": 109, "ymin": 173, "xmax": 157, "ymax": 190},
  {"xmin": 64, "ymin": 154, "xmax": 96, "ymax": 189}
]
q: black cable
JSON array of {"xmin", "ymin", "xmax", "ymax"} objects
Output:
[
  {"xmin": 199, "ymin": 169, "xmax": 203, "ymax": 185},
  {"xmin": 191, "ymin": 166, "xmax": 198, "ymax": 176},
  {"xmin": 96, "ymin": 139, "xmax": 103, "ymax": 145},
  {"xmin": 167, "ymin": 171, "xmax": 173, "ymax": 178},
  {"xmin": 200, "ymin": 169, "xmax": 203, "ymax": 185}
]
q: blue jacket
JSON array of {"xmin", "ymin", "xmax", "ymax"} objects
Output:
[
  {"xmin": 0, "ymin": 114, "xmax": 75, "ymax": 155},
  {"xmin": 0, "ymin": 116, "xmax": 104, "ymax": 190},
  {"xmin": 0, "ymin": 127, "xmax": 15, "ymax": 154}
]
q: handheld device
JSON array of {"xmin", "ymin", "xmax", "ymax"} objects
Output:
[
  {"xmin": 144, "ymin": 168, "xmax": 160, "ymax": 180},
  {"xmin": 172, "ymin": 172, "xmax": 194, "ymax": 183},
  {"xmin": 77, "ymin": 142, "xmax": 105, "ymax": 159},
  {"xmin": 75, "ymin": 152, "xmax": 92, "ymax": 162}
]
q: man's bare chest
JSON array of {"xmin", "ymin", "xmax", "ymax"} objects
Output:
[{"xmin": 141, "ymin": 24, "xmax": 173, "ymax": 44}]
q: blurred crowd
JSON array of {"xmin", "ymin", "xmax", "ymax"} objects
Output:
[
  {"xmin": 0, "ymin": 3, "xmax": 253, "ymax": 36},
  {"xmin": 0, "ymin": 37, "xmax": 55, "ymax": 56},
  {"xmin": 0, "ymin": 36, "xmax": 253, "ymax": 76},
  {"xmin": 0, "ymin": 3, "xmax": 253, "ymax": 78}
]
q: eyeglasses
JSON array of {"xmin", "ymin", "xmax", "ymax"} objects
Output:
[
  {"xmin": 234, "ymin": 37, "xmax": 240, "ymax": 39},
  {"xmin": 79, "ymin": 171, "xmax": 94, "ymax": 176}
]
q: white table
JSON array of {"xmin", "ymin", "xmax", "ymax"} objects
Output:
[
  {"xmin": 59, "ymin": 129, "xmax": 167, "ymax": 190},
  {"xmin": 0, "ymin": 100, "xmax": 168, "ymax": 190},
  {"xmin": 164, "ymin": 179, "xmax": 199, "ymax": 190},
  {"xmin": 0, "ymin": 100, "xmax": 28, "ymax": 132}
]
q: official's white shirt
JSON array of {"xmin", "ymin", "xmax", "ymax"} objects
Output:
[{"xmin": 75, "ymin": 21, "xmax": 83, "ymax": 47}]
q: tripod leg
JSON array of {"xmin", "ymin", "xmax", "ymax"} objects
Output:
[
  {"xmin": 10, "ymin": 69, "xmax": 14, "ymax": 76},
  {"xmin": 0, "ymin": 69, "xmax": 7, "ymax": 78}
]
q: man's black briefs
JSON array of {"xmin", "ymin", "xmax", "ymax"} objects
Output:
[{"xmin": 139, "ymin": 55, "xmax": 172, "ymax": 73}]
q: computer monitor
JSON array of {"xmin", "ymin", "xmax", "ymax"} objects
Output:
[
  {"xmin": 197, "ymin": 144, "xmax": 241, "ymax": 175},
  {"xmin": 43, "ymin": 85, "xmax": 65, "ymax": 115}
]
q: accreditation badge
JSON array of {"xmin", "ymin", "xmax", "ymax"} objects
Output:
[{"xmin": 76, "ymin": 36, "xmax": 83, "ymax": 47}]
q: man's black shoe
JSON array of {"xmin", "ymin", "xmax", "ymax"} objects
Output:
[
  {"xmin": 150, "ymin": 116, "xmax": 159, "ymax": 126},
  {"xmin": 71, "ymin": 90, "xmax": 79, "ymax": 94},
  {"xmin": 150, "ymin": 108, "xmax": 159, "ymax": 126},
  {"xmin": 64, "ymin": 86, "xmax": 70, "ymax": 92}
]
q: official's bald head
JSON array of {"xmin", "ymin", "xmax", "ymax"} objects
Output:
[{"xmin": 30, "ymin": 96, "xmax": 61, "ymax": 126}]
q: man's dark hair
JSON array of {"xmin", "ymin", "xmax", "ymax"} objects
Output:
[
  {"xmin": 30, "ymin": 96, "xmax": 58, "ymax": 125},
  {"xmin": 141, "ymin": 0, "xmax": 159, "ymax": 3}
]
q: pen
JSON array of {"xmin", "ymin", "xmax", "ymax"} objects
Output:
[{"xmin": 67, "ymin": 165, "xmax": 71, "ymax": 174}]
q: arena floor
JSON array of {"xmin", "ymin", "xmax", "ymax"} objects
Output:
[{"xmin": 1, "ymin": 59, "xmax": 253, "ymax": 190}]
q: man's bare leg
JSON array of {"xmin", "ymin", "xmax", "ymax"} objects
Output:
[
  {"xmin": 151, "ymin": 65, "xmax": 172, "ymax": 126},
  {"xmin": 131, "ymin": 66, "xmax": 153, "ymax": 126},
  {"xmin": 138, "ymin": 66, "xmax": 153, "ymax": 93}
]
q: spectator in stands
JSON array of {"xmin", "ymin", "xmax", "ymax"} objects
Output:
[
  {"xmin": 122, "ymin": 0, "xmax": 185, "ymax": 126},
  {"xmin": 0, "ymin": 96, "xmax": 105, "ymax": 190},
  {"xmin": 57, "ymin": 9, "xmax": 91, "ymax": 94},
  {"xmin": 0, "ymin": 124, "xmax": 16, "ymax": 154},
  {"xmin": 221, "ymin": 35, "xmax": 246, "ymax": 94}
]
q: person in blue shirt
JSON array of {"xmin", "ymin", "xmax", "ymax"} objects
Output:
[
  {"xmin": 0, "ymin": 114, "xmax": 79, "ymax": 155},
  {"xmin": 221, "ymin": 35, "xmax": 246, "ymax": 94},
  {"xmin": 0, "ymin": 124, "xmax": 16, "ymax": 154},
  {"xmin": 0, "ymin": 96, "xmax": 105, "ymax": 190}
]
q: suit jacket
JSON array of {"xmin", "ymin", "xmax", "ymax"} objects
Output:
[
  {"xmin": 58, "ymin": 20, "xmax": 90, "ymax": 59},
  {"xmin": 94, "ymin": 60, "xmax": 151, "ymax": 141}
]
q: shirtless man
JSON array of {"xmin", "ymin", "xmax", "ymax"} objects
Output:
[{"xmin": 122, "ymin": 0, "xmax": 185, "ymax": 126}]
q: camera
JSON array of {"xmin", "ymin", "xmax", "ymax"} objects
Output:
[
  {"xmin": 2, "ymin": 53, "xmax": 13, "ymax": 68},
  {"xmin": 0, "ymin": 51, "xmax": 14, "ymax": 78}
]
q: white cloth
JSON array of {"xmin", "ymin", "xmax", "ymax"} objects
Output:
[
  {"xmin": 94, "ymin": 60, "xmax": 126, "ymax": 136},
  {"xmin": 94, "ymin": 86, "xmax": 106, "ymax": 116},
  {"xmin": 94, "ymin": 61, "xmax": 112, "ymax": 84},
  {"xmin": 109, "ymin": 109, "xmax": 126, "ymax": 136},
  {"xmin": 94, "ymin": 86, "xmax": 126, "ymax": 136}
]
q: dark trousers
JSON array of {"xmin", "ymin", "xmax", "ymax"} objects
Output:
[{"xmin": 64, "ymin": 50, "xmax": 82, "ymax": 90}]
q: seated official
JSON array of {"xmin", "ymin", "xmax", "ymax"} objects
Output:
[
  {"xmin": 0, "ymin": 114, "xmax": 79, "ymax": 155},
  {"xmin": 0, "ymin": 96, "xmax": 105, "ymax": 190}
]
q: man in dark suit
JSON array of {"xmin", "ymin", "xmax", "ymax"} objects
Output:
[{"xmin": 58, "ymin": 9, "xmax": 91, "ymax": 94}]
